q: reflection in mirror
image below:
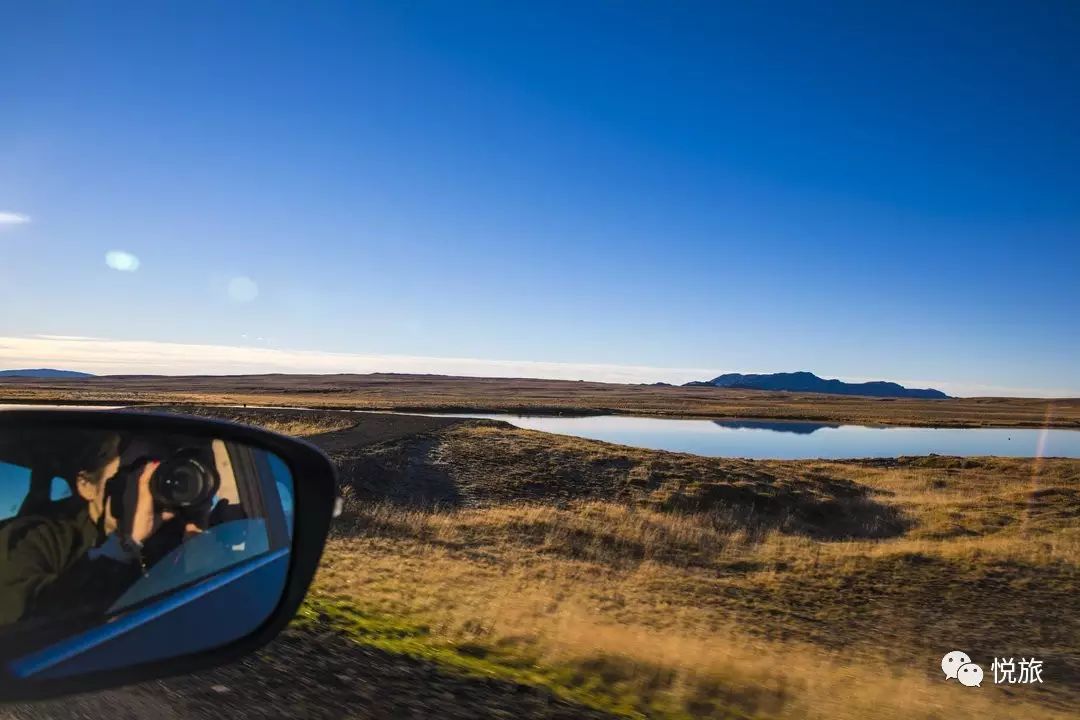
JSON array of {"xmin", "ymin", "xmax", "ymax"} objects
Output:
[{"xmin": 0, "ymin": 426, "xmax": 293, "ymax": 680}]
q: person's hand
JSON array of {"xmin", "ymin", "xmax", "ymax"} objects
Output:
[
  {"xmin": 129, "ymin": 460, "xmax": 162, "ymax": 545},
  {"xmin": 129, "ymin": 460, "xmax": 203, "ymax": 543}
]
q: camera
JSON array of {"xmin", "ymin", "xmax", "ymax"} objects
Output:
[
  {"xmin": 149, "ymin": 448, "xmax": 220, "ymax": 510},
  {"xmin": 108, "ymin": 447, "xmax": 220, "ymax": 522}
]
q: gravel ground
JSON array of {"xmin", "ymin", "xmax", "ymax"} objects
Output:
[{"xmin": 2, "ymin": 627, "xmax": 615, "ymax": 720}]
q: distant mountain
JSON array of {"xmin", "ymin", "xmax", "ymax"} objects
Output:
[
  {"xmin": 685, "ymin": 371, "xmax": 949, "ymax": 399},
  {"xmin": 0, "ymin": 368, "xmax": 96, "ymax": 379}
]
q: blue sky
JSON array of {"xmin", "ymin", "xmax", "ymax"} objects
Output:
[{"xmin": 2, "ymin": 2, "xmax": 1078, "ymax": 396}]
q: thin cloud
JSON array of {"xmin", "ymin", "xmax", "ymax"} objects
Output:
[
  {"xmin": 33, "ymin": 334, "xmax": 103, "ymax": 342},
  {"xmin": 0, "ymin": 335, "xmax": 715, "ymax": 385},
  {"xmin": 227, "ymin": 276, "xmax": 259, "ymax": 303},
  {"xmin": 0, "ymin": 211, "xmax": 31, "ymax": 226}
]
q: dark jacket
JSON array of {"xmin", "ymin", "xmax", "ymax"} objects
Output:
[{"xmin": 0, "ymin": 499, "xmax": 137, "ymax": 627}]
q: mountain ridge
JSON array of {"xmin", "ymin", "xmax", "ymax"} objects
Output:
[
  {"xmin": 685, "ymin": 371, "xmax": 950, "ymax": 399},
  {"xmin": 0, "ymin": 368, "xmax": 96, "ymax": 379}
]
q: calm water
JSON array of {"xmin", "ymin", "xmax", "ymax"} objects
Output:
[
  {"xmin": 3, "ymin": 404, "xmax": 1077, "ymax": 460},
  {"xmin": 432, "ymin": 413, "xmax": 1080, "ymax": 459}
]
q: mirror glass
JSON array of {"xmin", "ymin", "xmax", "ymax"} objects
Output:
[{"xmin": 0, "ymin": 424, "xmax": 293, "ymax": 680}]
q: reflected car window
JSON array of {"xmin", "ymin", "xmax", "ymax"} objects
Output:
[
  {"xmin": 48, "ymin": 477, "xmax": 71, "ymax": 502},
  {"xmin": 268, "ymin": 453, "xmax": 294, "ymax": 538},
  {"xmin": 0, "ymin": 465, "xmax": 72, "ymax": 523},
  {"xmin": 0, "ymin": 462, "xmax": 30, "ymax": 521},
  {"xmin": 108, "ymin": 518, "xmax": 271, "ymax": 613}
]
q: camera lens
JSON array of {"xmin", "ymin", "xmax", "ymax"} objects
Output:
[{"xmin": 150, "ymin": 450, "xmax": 219, "ymax": 509}]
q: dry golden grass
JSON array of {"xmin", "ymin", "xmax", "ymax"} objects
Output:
[
  {"xmin": 251, "ymin": 417, "xmax": 357, "ymax": 436},
  {"xmin": 312, "ymin": 427, "xmax": 1079, "ymax": 719},
  {"xmin": 317, "ymin": 506, "xmax": 1077, "ymax": 717},
  {"xmin": 134, "ymin": 405, "xmax": 360, "ymax": 437}
]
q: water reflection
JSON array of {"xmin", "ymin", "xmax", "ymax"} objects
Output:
[{"xmin": 712, "ymin": 419, "xmax": 841, "ymax": 435}]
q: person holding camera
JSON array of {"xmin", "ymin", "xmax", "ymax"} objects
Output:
[{"xmin": 0, "ymin": 432, "xmax": 168, "ymax": 626}]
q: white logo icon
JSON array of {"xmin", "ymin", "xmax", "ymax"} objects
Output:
[
  {"xmin": 957, "ymin": 662, "xmax": 984, "ymax": 687},
  {"xmin": 941, "ymin": 650, "xmax": 972, "ymax": 680}
]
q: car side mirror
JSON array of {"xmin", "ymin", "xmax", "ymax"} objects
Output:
[{"xmin": 0, "ymin": 409, "xmax": 337, "ymax": 701}]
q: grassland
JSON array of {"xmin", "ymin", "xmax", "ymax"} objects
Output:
[
  {"xmin": 302, "ymin": 422, "xmax": 1078, "ymax": 719},
  {"xmin": 2, "ymin": 372, "xmax": 1079, "ymax": 428},
  {"xmin": 225, "ymin": 414, "xmax": 356, "ymax": 437}
]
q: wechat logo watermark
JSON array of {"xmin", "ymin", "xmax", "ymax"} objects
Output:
[
  {"xmin": 941, "ymin": 651, "xmax": 983, "ymax": 687},
  {"xmin": 941, "ymin": 650, "xmax": 1043, "ymax": 687}
]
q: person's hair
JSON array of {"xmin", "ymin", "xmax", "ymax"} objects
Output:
[{"xmin": 61, "ymin": 431, "xmax": 122, "ymax": 485}]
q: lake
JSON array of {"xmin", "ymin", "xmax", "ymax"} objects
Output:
[
  {"xmin": 429, "ymin": 413, "xmax": 1080, "ymax": 459},
  {"xmin": 3, "ymin": 404, "xmax": 1078, "ymax": 460}
]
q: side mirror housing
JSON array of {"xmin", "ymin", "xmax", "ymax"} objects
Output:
[{"xmin": 0, "ymin": 409, "xmax": 337, "ymax": 701}]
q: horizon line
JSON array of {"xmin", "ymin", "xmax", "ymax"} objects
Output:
[{"xmin": 0, "ymin": 335, "xmax": 1076, "ymax": 399}]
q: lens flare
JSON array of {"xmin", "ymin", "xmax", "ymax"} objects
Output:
[
  {"xmin": 105, "ymin": 250, "xmax": 140, "ymax": 272},
  {"xmin": 1021, "ymin": 405, "xmax": 1054, "ymax": 531},
  {"xmin": 228, "ymin": 276, "xmax": 259, "ymax": 303}
]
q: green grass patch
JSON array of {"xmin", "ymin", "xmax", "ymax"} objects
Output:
[{"xmin": 293, "ymin": 594, "xmax": 748, "ymax": 720}]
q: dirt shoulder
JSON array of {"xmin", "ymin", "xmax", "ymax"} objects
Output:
[
  {"xmin": 3, "ymin": 626, "xmax": 615, "ymax": 720},
  {"xmin": 3, "ymin": 373, "xmax": 1079, "ymax": 428}
]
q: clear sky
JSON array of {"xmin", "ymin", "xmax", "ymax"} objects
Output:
[{"xmin": 2, "ymin": 2, "xmax": 1078, "ymax": 396}]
